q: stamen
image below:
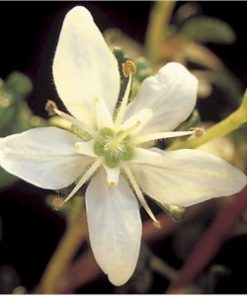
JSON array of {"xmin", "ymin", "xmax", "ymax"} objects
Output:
[
  {"xmin": 45, "ymin": 100, "xmax": 58, "ymax": 115},
  {"xmin": 45, "ymin": 100, "xmax": 96, "ymax": 137},
  {"xmin": 122, "ymin": 164, "xmax": 160, "ymax": 227},
  {"xmin": 108, "ymin": 122, "xmax": 139, "ymax": 151},
  {"xmin": 114, "ymin": 75, "xmax": 132, "ymax": 127},
  {"xmin": 134, "ymin": 131, "xmax": 193, "ymax": 145},
  {"xmin": 121, "ymin": 108, "xmax": 153, "ymax": 136},
  {"xmin": 64, "ymin": 159, "xmax": 102, "ymax": 203},
  {"xmin": 193, "ymin": 127, "xmax": 205, "ymax": 137},
  {"xmin": 75, "ymin": 140, "xmax": 96, "ymax": 158},
  {"xmin": 122, "ymin": 60, "xmax": 136, "ymax": 78},
  {"xmin": 104, "ymin": 166, "xmax": 120, "ymax": 187},
  {"xmin": 115, "ymin": 60, "xmax": 136, "ymax": 128}
]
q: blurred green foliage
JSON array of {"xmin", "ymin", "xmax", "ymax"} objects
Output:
[
  {"xmin": 179, "ymin": 16, "xmax": 236, "ymax": 44},
  {"xmin": 0, "ymin": 72, "xmax": 46, "ymax": 189}
]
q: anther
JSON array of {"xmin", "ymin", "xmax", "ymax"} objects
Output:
[
  {"xmin": 52, "ymin": 196, "xmax": 66, "ymax": 211},
  {"xmin": 193, "ymin": 127, "xmax": 205, "ymax": 138},
  {"xmin": 122, "ymin": 60, "xmax": 136, "ymax": 78},
  {"xmin": 45, "ymin": 100, "xmax": 58, "ymax": 115}
]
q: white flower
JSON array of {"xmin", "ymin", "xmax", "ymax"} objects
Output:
[{"xmin": 0, "ymin": 6, "xmax": 246, "ymax": 286}]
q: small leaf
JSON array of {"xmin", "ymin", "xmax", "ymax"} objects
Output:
[
  {"xmin": 204, "ymin": 69, "xmax": 242, "ymax": 108},
  {"xmin": 185, "ymin": 109, "xmax": 201, "ymax": 130},
  {"xmin": 180, "ymin": 17, "xmax": 236, "ymax": 44},
  {"xmin": 5, "ymin": 72, "xmax": 33, "ymax": 101},
  {"xmin": 174, "ymin": 2, "xmax": 202, "ymax": 24},
  {"xmin": 182, "ymin": 42, "xmax": 223, "ymax": 69}
]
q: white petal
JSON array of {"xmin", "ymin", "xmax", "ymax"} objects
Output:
[
  {"xmin": 121, "ymin": 108, "xmax": 153, "ymax": 135},
  {"xmin": 53, "ymin": 6, "xmax": 120, "ymax": 128},
  {"xmin": 93, "ymin": 97, "xmax": 114, "ymax": 130},
  {"xmin": 86, "ymin": 170, "xmax": 142, "ymax": 286},
  {"xmin": 130, "ymin": 147, "xmax": 164, "ymax": 166},
  {"xmin": 125, "ymin": 62, "xmax": 198, "ymax": 134},
  {"xmin": 0, "ymin": 127, "xmax": 93, "ymax": 189},
  {"xmin": 130, "ymin": 148, "xmax": 247, "ymax": 207}
]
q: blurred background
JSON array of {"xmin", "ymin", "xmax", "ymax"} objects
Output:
[{"xmin": 0, "ymin": 1, "xmax": 247, "ymax": 293}]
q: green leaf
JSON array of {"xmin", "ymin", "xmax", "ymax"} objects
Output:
[
  {"xmin": 5, "ymin": 72, "xmax": 33, "ymax": 101},
  {"xmin": 0, "ymin": 72, "xmax": 46, "ymax": 189},
  {"xmin": 185, "ymin": 109, "xmax": 201, "ymax": 130},
  {"xmin": 180, "ymin": 16, "xmax": 236, "ymax": 44},
  {"xmin": 205, "ymin": 69, "xmax": 242, "ymax": 108}
]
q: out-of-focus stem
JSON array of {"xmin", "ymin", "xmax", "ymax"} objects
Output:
[
  {"xmin": 168, "ymin": 107, "xmax": 247, "ymax": 150},
  {"xmin": 36, "ymin": 210, "xmax": 87, "ymax": 293},
  {"xmin": 167, "ymin": 187, "xmax": 247, "ymax": 293},
  {"xmin": 145, "ymin": 0, "xmax": 175, "ymax": 64},
  {"xmin": 150, "ymin": 255, "xmax": 177, "ymax": 280}
]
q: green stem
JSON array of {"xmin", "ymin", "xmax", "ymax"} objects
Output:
[
  {"xmin": 145, "ymin": 0, "xmax": 176, "ymax": 64},
  {"xmin": 168, "ymin": 108, "xmax": 247, "ymax": 150},
  {"xmin": 36, "ymin": 210, "xmax": 87, "ymax": 293}
]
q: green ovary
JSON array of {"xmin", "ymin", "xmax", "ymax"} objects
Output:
[{"xmin": 93, "ymin": 127, "xmax": 134, "ymax": 168}]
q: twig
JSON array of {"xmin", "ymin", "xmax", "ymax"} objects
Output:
[
  {"xmin": 168, "ymin": 99, "xmax": 247, "ymax": 150},
  {"xmin": 145, "ymin": 1, "xmax": 175, "ymax": 64},
  {"xmin": 35, "ymin": 211, "xmax": 87, "ymax": 293},
  {"xmin": 57, "ymin": 210, "xmax": 200, "ymax": 293},
  {"xmin": 167, "ymin": 187, "xmax": 247, "ymax": 293}
]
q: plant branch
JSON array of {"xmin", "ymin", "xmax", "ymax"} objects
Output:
[
  {"xmin": 35, "ymin": 210, "xmax": 87, "ymax": 293},
  {"xmin": 167, "ymin": 187, "xmax": 247, "ymax": 293},
  {"xmin": 145, "ymin": 0, "xmax": 175, "ymax": 64},
  {"xmin": 169, "ymin": 95, "xmax": 247, "ymax": 150}
]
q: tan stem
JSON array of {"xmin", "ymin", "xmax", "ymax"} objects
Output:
[
  {"xmin": 36, "ymin": 211, "xmax": 87, "ymax": 293},
  {"xmin": 168, "ymin": 108, "xmax": 247, "ymax": 150},
  {"xmin": 145, "ymin": 0, "xmax": 176, "ymax": 64}
]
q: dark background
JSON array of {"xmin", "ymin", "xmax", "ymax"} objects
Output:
[{"xmin": 0, "ymin": 1, "xmax": 247, "ymax": 293}]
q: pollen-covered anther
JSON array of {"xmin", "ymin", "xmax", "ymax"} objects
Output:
[
  {"xmin": 52, "ymin": 196, "xmax": 66, "ymax": 211},
  {"xmin": 122, "ymin": 60, "xmax": 136, "ymax": 78},
  {"xmin": 193, "ymin": 127, "xmax": 205, "ymax": 138},
  {"xmin": 45, "ymin": 100, "xmax": 58, "ymax": 115}
]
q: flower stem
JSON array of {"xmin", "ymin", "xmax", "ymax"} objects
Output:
[
  {"xmin": 167, "ymin": 187, "xmax": 247, "ymax": 293},
  {"xmin": 35, "ymin": 206, "xmax": 87, "ymax": 293},
  {"xmin": 168, "ymin": 107, "xmax": 247, "ymax": 150},
  {"xmin": 150, "ymin": 255, "xmax": 177, "ymax": 280},
  {"xmin": 145, "ymin": 0, "xmax": 175, "ymax": 64}
]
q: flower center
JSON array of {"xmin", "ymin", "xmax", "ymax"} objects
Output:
[{"xmin": 93, "ymin": 127, "xmax": 134, "ymax": 168}]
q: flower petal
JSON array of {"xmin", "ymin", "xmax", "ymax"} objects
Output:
[
  {"xmin": 121, "ymin": 108, "xmax": 153, "ymax": 135},
  {"xmin": 86, "ymin": 169, "xmax": 142, "ymax": 286},
  {"xmin": 130, "ymin": 148, "xmax": 246, "ymax": 207},
  {"xmin": 0, "ymin": 127, "xmax": 93, "ymax": 189},
  {"xmin": 125, "ymin": 62, "xmax": 198, "ymax": 134},
  {"xmin": 53, "ymin": 6, "xmax": 120, "ymax": 128}
]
